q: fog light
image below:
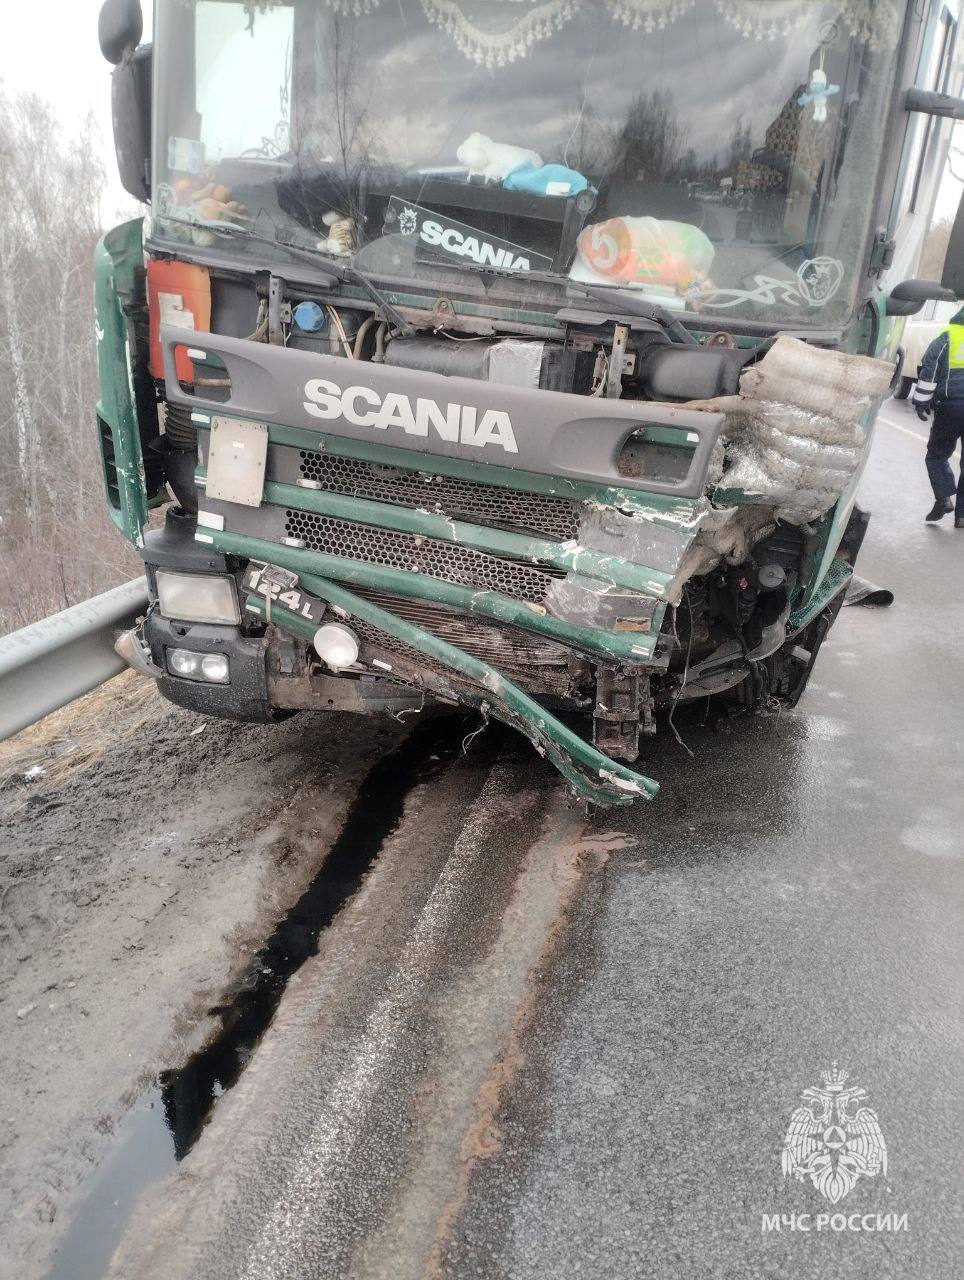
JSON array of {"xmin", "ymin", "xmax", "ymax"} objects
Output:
[
  {"xmin": 200, "ymin": 653, "xmax": 230, "ymax": 683},
  {"xmin": 156, "ymin": 571, "xmax": 240, "ymax": 625},
  {"xmin": 312, "ymin": 622, "xmax": 359, "ymax": 672},
  {"xmin": 168, "ymin": 648, "xmax": 200, "ymax": 677},
  {"xmin": 167, "ymin": 648, "xmax": 231, "ymax": 683}
]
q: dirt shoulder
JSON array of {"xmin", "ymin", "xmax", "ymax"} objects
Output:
[{"xmin": 0, "ymin": 672, "xmax": 408, "ymax": 1280}]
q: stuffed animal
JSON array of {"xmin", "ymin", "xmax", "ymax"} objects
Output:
[
  {"xmin": 457, "ymin": 133, "xmax": 543, "ymax": 183},
  {"xmin": 798, "ymin": 68, "xmax": 839, "ymax": 123},
  {"xmin": 503, "ymin": 161, "xmax": 591, "ymax": 198},
  {"xmin": 317, "ymin": 209, "xmax": 356, "ymax": 256}
]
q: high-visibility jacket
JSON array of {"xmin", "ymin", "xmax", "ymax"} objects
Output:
[{"xmin": 913, "ymin": 321, "xmax": 964, "ymax": 406}]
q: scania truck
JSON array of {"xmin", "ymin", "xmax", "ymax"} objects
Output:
[{"xmin": 96, "ymin": 0, "xmax": 963, "ymax": 805}]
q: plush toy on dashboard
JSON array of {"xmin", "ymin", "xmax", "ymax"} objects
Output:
[
  {"xmin": 457, "ymin": 132, "xmax": 543, "ymax": 182},
  {"xmin": 317, "ymin": 209, "xmax": 356, "ymax": 256},
  {"xmin": 503, "ymin": 161, "xmax": 591, "ymax": 198}
]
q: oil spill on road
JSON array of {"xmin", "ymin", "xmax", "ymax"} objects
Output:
[
  {"xmin": 160, "ymin": 714, "xmax": 470, "ymax": 1158},
  {"xmin": 44, "ymin": 713, "xmax": 470, "ymax": 1280}
]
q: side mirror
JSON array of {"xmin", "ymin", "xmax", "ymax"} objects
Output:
[
  {"xmin": 943, "ymin": 193, "xmax": 964, "ymax": 299},
  {"xmin": 99, "ymin": 0, "xmax": 150, "ymax": 203},
  {"xmin": 887, "ymin": 278, "xmax": 957, "ymax": 318},
  {"xmin": 98, "ymin": 0, "xmax": 143, "ymax": 65},
  {"xmin": 110, "ymin": 44, "xmax": 152, "ymax": 203},
  {"xmin": 904, "ymin": 88, "xmax": 964, "ymax": 120}
]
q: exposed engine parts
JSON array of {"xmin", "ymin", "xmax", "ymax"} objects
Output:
[{"xmin": 135, "ymin": 263, "xmax": 892, "ymax": 805}]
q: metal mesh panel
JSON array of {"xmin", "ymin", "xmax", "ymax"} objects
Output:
[
  {"xmin": 353, "ymin": 589, "xmax": 575, "ymax": 694},
  {"xmin": 296, "ymin": 449, "xmax": 580, "ymax": 541},
  {"xmin": 351, "ymin": 618, "xmax": 486, "ymax": 694},
  {"xmin": 283, "ymin": 509, "xmax": 563, "ymax": 603}
]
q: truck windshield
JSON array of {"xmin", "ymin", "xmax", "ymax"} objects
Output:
[{"xmin": 152, "ymin": 0, "xmax": 907, "ymax": 326}]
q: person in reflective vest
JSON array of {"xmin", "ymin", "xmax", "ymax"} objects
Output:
[{"xmin": 913, "ymin": 308, "xmax": 964, "ymax": 526}]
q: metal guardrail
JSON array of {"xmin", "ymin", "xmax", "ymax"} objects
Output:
[{"xmin": 0, "ymin": 578, "xmax": 149, "ymax": 742}]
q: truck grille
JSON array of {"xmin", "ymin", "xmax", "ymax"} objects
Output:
[
  {"xmin": 354, "ymin": 589, "xmax": 574, "ymax": 694},
  {"xmin": 283, "ymin": 509, "xmax": 563, "ymax": 603},
  {"xmin": 297, "ymin": 449, "xmax": 580, "ymax": 541}
]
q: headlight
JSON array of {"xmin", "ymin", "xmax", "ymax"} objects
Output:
[{"xmin": 155, "ymin": 571, "xmax": 240, "ymax": 625}]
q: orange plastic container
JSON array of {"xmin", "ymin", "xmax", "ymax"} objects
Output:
[{"xmin": 147, "ymin": 258, "xmax": 212, "ymax": 382}]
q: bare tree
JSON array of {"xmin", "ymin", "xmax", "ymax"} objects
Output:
[
  {"xmin": 0, "ymin": 89, "xmax": 140, "ymax": 633},
  {"xmin": 610, "ymin": 90, "xmax": 688, "ymax": 183}
]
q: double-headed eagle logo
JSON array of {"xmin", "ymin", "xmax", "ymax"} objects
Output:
[{"xmin": 782, "ymin": 1063, "xmax": 887, "ymax": 1204}]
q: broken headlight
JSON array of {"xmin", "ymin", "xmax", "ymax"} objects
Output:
[{"xmin": 155, "ymin": 570, "xmax": 240, "ymax": 626}]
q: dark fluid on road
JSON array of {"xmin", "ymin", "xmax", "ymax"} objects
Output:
[{"xmin": 45, "ymin": 713, "xmax": 473, "ymax": 1280}]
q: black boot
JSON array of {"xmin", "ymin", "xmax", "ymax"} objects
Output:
[
  {"xmin": 955, "ymin": 517, "xmax": 964, "ymax": 529},
  {"xmin": 926, "ymin": 498, "xmax": 953, "ymax": 521}
]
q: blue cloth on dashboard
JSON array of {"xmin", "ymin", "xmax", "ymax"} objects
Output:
[{"xmin": 503, "ymin": 162, "xmax": 591, "ymax": 197}]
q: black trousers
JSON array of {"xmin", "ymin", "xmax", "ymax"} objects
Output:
[{"xmin": 925, "ymin": 401, "xmax": 964, "ymax": 516}]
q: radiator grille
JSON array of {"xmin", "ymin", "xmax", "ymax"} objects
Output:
[
  {"xmin": 353, "ymin": 589, "xmax": 575, "ymax": 695},
  {"xmin": 352, "ymin": 619, "xmax": 486, "ymax": 694},
  {"xmin": 297, "ymin": 449, "xmax": 580, "ymax": 541},
  {"xmin": 284, "ymin": 509, "xmax": 563, "ymax": 603}
]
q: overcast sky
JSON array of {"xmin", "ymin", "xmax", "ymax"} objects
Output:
[
  {"xmin": 0, "ymin": 0, "xmax": 153, "ymax": 222},
  {"xmin": 0, "ymin": 0, "xmax": 959, "ymax": 224}
]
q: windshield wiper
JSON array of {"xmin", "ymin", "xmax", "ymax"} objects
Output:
[
  {"xmin": 568, "ymin": 283, "xmax": 699, "ymax": 346},
  {"xmin": 158, "ymin": 215, "xmax": 415, "ymax": 335},
  {"xmin": 427, "ymin": 256, "xmax": 697, "ymax": 345}
]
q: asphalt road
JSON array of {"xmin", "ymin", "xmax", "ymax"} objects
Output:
[
  {"xmin": 105, "ymin": 398, "xmax": 962, "ymax": 1280},
  {"xmin": 441, "ymin": 402, "xmax": 964, "ymax": 1280}
]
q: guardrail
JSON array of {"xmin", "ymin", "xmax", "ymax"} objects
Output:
[{"xmin": 0, "ymin": 578, "xmax": 149, "ymax": 742}]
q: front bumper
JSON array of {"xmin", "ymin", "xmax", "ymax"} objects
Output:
[{"xmin": 144, "ymin": 609, "xmax": 276, "ymax": 722}]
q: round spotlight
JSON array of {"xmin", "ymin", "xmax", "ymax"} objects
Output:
[
  {"xmin": 200, "ymin": 653, "xmax": 230, "ymax": 683},
  {"xmin": 312, "ymin": 622, "xmax": 360, "ymax": 672}
]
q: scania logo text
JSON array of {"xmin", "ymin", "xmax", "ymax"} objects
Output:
[
  {"xmin": 418, "ymin": 218, "xmax": 534, "ymax": 272},
  {"xmin": 302, "ymin": 379, "xmax": 519, "ymax": 453}
]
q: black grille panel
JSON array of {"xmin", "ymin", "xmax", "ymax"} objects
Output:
[
  {"xmin": 351, "ymin": 619, "xmax": 486, "ymax": 694},
  {"xmin": 283, "ymin": 509, "xmax": 563, "ymax": 603},
  {"xmin": 296, "ymin": 450, "xmax": 580, "ymax": 541},
  {"xmin": 355, "ymin": 589, "xmax": 574, "ymax": 694}
]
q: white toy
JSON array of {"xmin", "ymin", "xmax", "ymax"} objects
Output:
[
  {"xmin": 317, "ymin": 209, "xmax": 356, "ymax": 256},
  {"xmin": 456, "ymin": 133, "xmax": 543, "ymax": 183},
  {"xmin": 797, "ymin": 67, "xmax": 839, "ymax": 123}
]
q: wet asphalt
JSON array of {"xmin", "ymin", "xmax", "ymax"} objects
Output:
[
  {"xmin": 441, "ymin": 400, "xmax": 964, "ymax": 1279},
  {"xmin": 102, "ymin": 400, "xmax": 962, "ymax": 1280}
]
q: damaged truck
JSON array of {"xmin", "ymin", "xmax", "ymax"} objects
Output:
[{"xmin": 96, "ymin": 0, "xmax": 964, "ymax": 804}]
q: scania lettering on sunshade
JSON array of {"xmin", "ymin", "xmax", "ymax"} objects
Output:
[
  {"xmin": 387, "ymin": 197, "xmax": 552, "ymax": 273},
  {"xmin": 303, "ymin": 379, "xmax": 519, "ymax": 453}
]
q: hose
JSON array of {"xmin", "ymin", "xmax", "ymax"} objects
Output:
[{"xmin": 352, "ymin": 315, "xmax": 377, "ymax": 360}]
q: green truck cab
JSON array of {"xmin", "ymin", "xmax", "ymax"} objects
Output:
[{"xmin": 96, "ymin": 0, "xmax": 963, "ymax": 804}]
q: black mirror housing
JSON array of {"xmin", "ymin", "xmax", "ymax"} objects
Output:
[
  {"xmin": 111, "ymin": 44, "xmax": 152, "ymax": 203},
  {"xmin": 904, "ymin": 88, "xmax": 964, "ymax": 120},
  {"xmin": 887, "ymin": 278, "xmax": 958, "ymax": 317},
  {"xmin": 98, "ymin": 0, "xmax": 143, "ymax": 64}
]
